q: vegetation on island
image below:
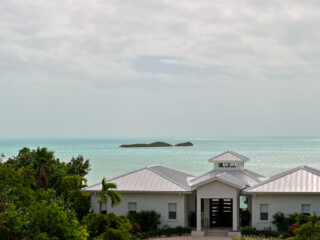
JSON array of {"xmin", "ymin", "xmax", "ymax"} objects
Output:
[
  {"xmin": 120, "ymin": 141, "xmax": 193, "ymax": 148},
  {"xmin": 120, "ymin": 141, "xmax": 173, "ymax": 147},
  {"xmin": 175, "ymin": 142, "xmax": 193, "ymax": 147},
  {"xmin": 0, "ymin": 147, "xmax": 191, "ymax": 240}
]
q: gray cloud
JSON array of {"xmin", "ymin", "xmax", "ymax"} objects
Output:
[{"xmin": 0, "ymin": 0, "xmax": 320, "ymax": 137}]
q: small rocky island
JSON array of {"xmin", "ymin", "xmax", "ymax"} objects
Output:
[
  {"xmin": 120, "ymin": 141, "xmax": 193, "ymax": 148},
  {"xmin": 175, "ymin": 141, "xmax": 193, "ymax": 147},
  {"xmin": 120, "ymin": 142, "xmax": 173, "ymax": 148}
]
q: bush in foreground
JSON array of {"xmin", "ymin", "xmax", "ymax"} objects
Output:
[
  {"xmin": 240, "ymin": 226, "xmax": 279, "ymax": 238},
  {"xmin": 136, "ymin": 226, "xmax": 192, "ymax": 239},
  {"xmin": 127, "ymin": 210, "xmax": 160, "ymax": 232}
]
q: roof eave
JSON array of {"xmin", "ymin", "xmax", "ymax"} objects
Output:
[
  {"xmin": 243, "ymin": 191, "xmax": 320, "ymax": 195},
  {"xmin": 190, "ymin": 177, "xmax": 246, "ymax": 191},
  {"xmin": 81, "ymin": 189, "xmax": 193, "ymax": 194}
]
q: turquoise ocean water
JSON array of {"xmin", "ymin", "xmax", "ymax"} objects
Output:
[{"xmin": 1, "ymin": 137, "xmax": 320, "ymax": 185}]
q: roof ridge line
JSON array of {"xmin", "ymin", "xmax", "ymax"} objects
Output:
[
  {"xmin": 107, "ymin": 167, "xmax": 149, "ymax": 182},
  {"xmin": 147, "ymin": 167, "xmax": 191, "ymax": 191},
  {"xmin": 208, "ymin": 151, "xmax": 231, "ymax": 162},
  {"xmin": 82, "ymin": 167, "xmax": 150, "ymax": 191},
  {"xmin": 208, "ymin": 150, "xmax": 249, "ymax": 162},
  {"xmin": 244, "ymin": 165, "xmax": 307, "ymax": 191},
  {"xmin": 191, "ymin": 174, "xmax": 245, "ymax": 190},
  {"xmin": 151, "ymin": 164, "xmax": 195, "ymax": 177},
  {"xmin": 231, "ymin": 151, "xmax": 250, "ymax": 160},
  {"xmin": 301, "ymin": 165, "xmax": 320, "ymax": 176},
  {"xmin": 241, "ymin": 169, "xmax": 266, "ymax": 181},
  {"xmin": 189, "ymin": 169, "xmax": 215, "ymax": 182},
  {"xmin": 243, "ymin": 169, "xmax": 266, "ymax": 178}
]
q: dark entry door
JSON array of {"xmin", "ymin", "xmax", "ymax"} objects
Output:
[{"xmin": 210, "ymin": 198, "xmax": 233, "ymax": 227}]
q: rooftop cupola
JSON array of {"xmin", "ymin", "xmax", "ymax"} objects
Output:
[{"xmin": 208, "ymin": 151, "xmax": 249, "ymax": 170}]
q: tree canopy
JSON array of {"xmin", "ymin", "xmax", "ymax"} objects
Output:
[{"xmin": 0, "ymin": 147, "xmax": 91, "ymax": 240}]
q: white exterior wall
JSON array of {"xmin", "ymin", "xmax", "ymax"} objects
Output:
[
  {"xmin": 90, "ymin": 192, "xmax": 188, "ymax": 227},
  {"xmin": 196, "ymin": 181, "xmax": 240, "ymax": 231},
  {"xmin": 251, "ymin": 194, "xmax": 320, "ymax": 230}
]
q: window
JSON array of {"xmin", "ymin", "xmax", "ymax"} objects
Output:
[
  {"xmin": 260, "ymin": 204, "xmax": 268, "ymax": 221},
  {"xmin": 128, "ymin": 202, "xmax": 137, "ymax": 213},
  {"xmin": 100, "ymin": 202, "xmax": 107, "ymax": 214},
  {"xmin": 168, "ymin": 203, "xmax": 177, "ymax": 220},
  {"xmin": 301, "ymin": 204, "xmax": 311, "ymax": 215},
  {"xmin": 218, "ymin": 162, "xmax": 236, "ymax": 168}
]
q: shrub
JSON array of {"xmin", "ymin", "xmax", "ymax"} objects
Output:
[
  {"xmin": 296, "ymin": 214, "xmax": 320, "ymax": 225},
  {"xmin": 240, "ymin": 209, "xmax": 251, "ymax": 227},
  {"xmin": 82, "ymin": 213, "xmax": 132, "ymax": 239},
  {"xmin": 102, "ymin": 228, "xmax": 131, "ymax": 240},
  {"xmin": 294, "ymin": 221, "xmax": 320, "ymax": 240},
  {"xmin": 127, "ymin": 210, "xmax": 160, "ymax": 232},
  {"xmin": 240, "ymin": 226, "xmax": 279, "ymax": 238},
  {"xmin": 82, "ymin": 213, "xmax": 109, "ymax": 238},
  {"xmin": 137, "ymin": 226, "xmax": 192, "ymax": 239},
  {"xmin": 106, "ymin": 213, "xmax": 131, "ymax": 232},
  {"xmin": 241, "ymin": 226, "xmax": 258, "ymax": 236},
  {"xmin": 272, "ymin": 212, "xmax": 305, "ymax": 234}
]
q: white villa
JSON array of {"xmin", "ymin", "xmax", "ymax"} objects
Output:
[{"xmin": 82, "ymin": 151, "xmax": 320, "ymax": 237}]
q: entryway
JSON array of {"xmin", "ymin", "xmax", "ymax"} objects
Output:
[{"xmin": 210, "ymin": 198, "xmax": 233, "ymax": 227}]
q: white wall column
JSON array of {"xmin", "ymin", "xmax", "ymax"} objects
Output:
[
  {"xmin": 203, "ymin": 199, "xmax": 209, "ymax": 228},
  {"xmin": 233, "ymin": 196, "xmax": 237, "ymax": 231},
  {"xmin": 196, "ymin": 195, "xmax": 201, "ymax": 231}
]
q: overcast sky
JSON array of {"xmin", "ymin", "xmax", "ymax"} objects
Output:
[{"xmin": 1, "ymin": 0, "xmax": 320, "ymax": 138}]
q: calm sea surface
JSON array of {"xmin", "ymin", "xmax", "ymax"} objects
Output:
[{"xmin": 1, "ymin": 137, "xmax": 320, "ymax": 185}]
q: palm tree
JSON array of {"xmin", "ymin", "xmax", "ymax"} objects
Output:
[
  {"xmin": 98, "ymin": 178, "xmax": 122, "ymax": 211},
  {"xmin": 34, "ymin": 147, "xmax": 54, "ymax": 189}
]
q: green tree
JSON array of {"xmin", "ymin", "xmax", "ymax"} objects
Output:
[
  {"xmin": 60, "ymin": 175, "xmax": 91, "ymax": 220},
  {"xmin": 5, "ymin": 147, "xmax": 67, "ymax": 190},
  {"xmin": 0, "ymin": 147, "xmax": 92, "ymax": 240},
  {"xmin": 98, "ymin": 178, "xmax": 122, "ymax": 209},
  {"xmin": 33, "ymin": 147, "xmax": 55, "ymax": 189},
  {"xmin": 67, "ymin": 155, "xmax": 91, "ymax": 177}
]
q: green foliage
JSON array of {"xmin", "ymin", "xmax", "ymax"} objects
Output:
[
  {"xmin": 240, "ymin": 208, "xmax": 251, "ymax": 227},
  {"xmin": 0, "ymin": 187, "xmax": 88, "ymax": 240},
  {"xmin": 98, "ymin": 178, "xmax": 122, "ymax": 208},
  {"xmin": 127, "ymin": 210, "xmax": 161, "ymax": 232},
  {"xmin": 70, "ymin": 191, "xmax": 91, "ymax": 220},
  {"xmin": 240, "ymin": 226, "xmax": 280, "ymax": 238},
  {"xmin": 0, "ymin": 147, "xmax": 93, "ymax": 240},
  {"xmin": 295, "ymin": 221, "xmax": 320, "ymax": 240},
  {"xmin": 29, "ymin": 198, "xmax": 88, "ymax": 240},
  {"xmin": 296, "ymin": 213, "xmax": 320, "ymax": 225},
  {"xmin": 0, "ymin": 202, "xmax": 29, "ymax": 240},
  {"xmin": 82, "ymin": 213, "xmax": 132, "ymax": 240},
  {"xmin": 82, "ymin": 213, "xmax": 109, "ymax": 238},
  {"xmin": 136, "ymin": 226, "xmax": 192, "ymax": 239},
  {"xmin": 102, "ymin": 228, "xmax": 131, "ymax": 240},
  {"xmin": 272, "ymin": 211, "xmax": 298, "ymax": 233},
  {"xmin": 271, "ymin": 211, "xmax": 320, "ymax": 239},
  {"xmin": 59, "ymin": 175, "xmax": 91, "ymax": 219},
  {"xmin": 6, "ymin": 147, "xmax": 67, "ymax": 190},
  {"xmin": 67, "ymin": 155, "xmax": 91, "ymax": 177}
]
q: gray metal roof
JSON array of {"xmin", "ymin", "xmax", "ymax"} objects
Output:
[
  {"xmin": 244, "ymin": 165, "xmax": 320, "ymax": 193},
  {"xmin": 208, "ymin": 151, "xmax": 250, "ymax": 163},
  {"xmin": 81, "ymin": 165, "xmax": 194, "ymax": 193},
  {"xmin": 188, "ymin": 168, "xmax": 266, "ymax": 190}
]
